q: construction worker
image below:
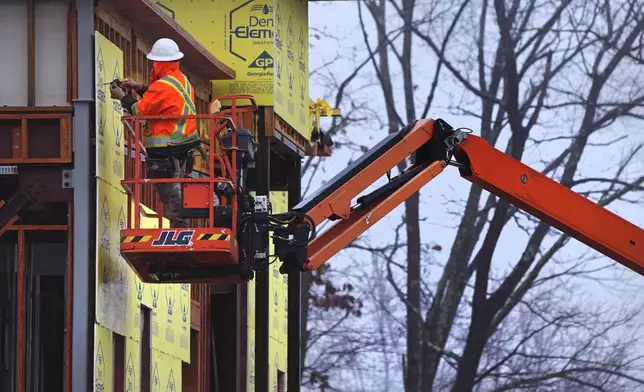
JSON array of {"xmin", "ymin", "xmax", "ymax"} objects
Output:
[{"xmin": 110, "ymin": 38, "xmax": 200, "ymax": 228}]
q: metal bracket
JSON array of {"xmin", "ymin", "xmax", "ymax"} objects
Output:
[
  {"xmin": 443, "ymin": 128, "xmax": 471, "ymax": 169},
  {"xmin": 444, "ymin": 129, "xmax": 468, "ymax": 151},
  {"xmin": 62, "ymin": 170, "xmax": 73, "ymax": 188},
  {"xmin": 0, "ymin": 166, "xmax": 18, "ymax": 176}
]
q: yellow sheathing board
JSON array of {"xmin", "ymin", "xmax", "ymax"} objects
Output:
[
  {"xmin": 248, "ymin": 273, "xmax": 256, "ymax": 329},
  {"xmin": 268, "ymin": 223, "xmax": 281, "ymax": 341},
  {"xmin": 161, "ymin": 285, "xmax": 177, "ymax": 354},
  {"xmin": 246, "ymin": 191, "xmax": 288, "ymax": 339},
  {"xmin": 127, "ymin": 203, "xmax": 168, "ymax": 343},
  {"xmin": 281, "ymin": 272, "xmax": 288, "ymax": 343},
  {"xmin": 248, "ymin": 326, "xmax": 256, "ymax": 392},
  {"xmin": 161, "ymin": 0, "xmax": 311, "ymax": 140},
  {"xmin": 94, "ymin": 31, "xmax": 191, "ymax": 392},
  {"xmin": 270, "ymin": 262, "xmax": 282, "ymax": 339},
  {"xmin": 247, "ymin": 192, "xmax": 257, "ymax": 329},
  {"xmin": 151, "ymin": 349, "xmax": 164, "ymax": 392},
  {"xmin": 270, "ymin": 191, "xmax": 289, "ymax": 345},
  {"xmin": 158, "ymin": 283, "xmax": 191, "ymax": 360},
  {"xmin": 95, "ymin": 168, "xmax": 191, "ymax": 362},
  {"xmin": 273, "ymin": 0, "xmax": 310, "ymax": 139},
  {"xmin": 167, "ymin": 0, "xmax": 274, "ymax": 105},
  {"xmin": 96, "ymin": 179, "xmax": 189, "ymax": 360},
  {"xmin": 177, "ymin": 284, "xmax": 191, "ymax": 360},
  {"xmin": 150, "ymin": 281, "xmax": 164, "ymax": 350},
  {"xmin": 269, "ymin": 192, "xmax": 289, "ymax": 388},
  {"xmin": 96, "ymin": 178, "xmax": 130, "ymax": 337},
  {"xmin": 128, "ymin": 272, "xmax": 143, "ymax": 341},
  {"xmin": 126, "ymin": 338, "xmax": 141, "ymax": 392},
  {"xmin": 152, "ymin": 349, "xmax": 182, "ymax": 392},
  {"xmin": 170, "ymin": 357, "xmax": 182, "ymax": 392},
  {"xmin": 94, "ymin": 324, "xmax": 113, "ymax": 392},
  {"xmin": 269, "ymin": 336, "xmax": 288, "ymax": 391},
  {"xmin": 128, "ymin": 202, "xmax": 164, "ymax": 232},
  {"xmin": 94, "ymin": 324, "xmax": 146, "ymax": 392},
  {"xmin": 246, "ymin": 192, "xmax": 289, "ymax": 389},
  {"xmin": 95, "ymin": 31, "xmax": 125, "ymax": 187}
]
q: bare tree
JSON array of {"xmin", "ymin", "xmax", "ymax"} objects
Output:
[
  {"xmin": 300, "ymin": 28, "xmax": 388, "ymax": 389},
  {"xmin": 403, "ymin": 0, "xmax": 644, "ymax": 390},
  {"xmin": 353, "ymin": 0, "xmax": 471, "ymax": 389},
  {"xmin": 303, "ymin": 0, "xmax": 644, "ymax": 390}
]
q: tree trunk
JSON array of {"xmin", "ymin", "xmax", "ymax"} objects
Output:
[
  {"xmin": 421, "ymin": 186, "xmax": 483, "ymax": 390},
  {"xmin": 367, "ymin": 0, "xmax": 422, "ymax": 389},
  {"xmin": 449, "ymin": 321, "xmax": 489, "ymax": 392},
  {"xmin": 405, "ymin": 193, "xmax": 422, "ymax": 392}
]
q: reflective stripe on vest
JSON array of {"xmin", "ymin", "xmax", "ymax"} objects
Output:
[
  {"xmin": 158, "ymin": 74, "xmax": 197, "ymax": 113},
  {"xmin": 143, "ymin": 74, "xmax": 199, "ymax": 148},
  {"xmin": 131, "ymin": 101, "xmax": 140, "ymax": 116}
]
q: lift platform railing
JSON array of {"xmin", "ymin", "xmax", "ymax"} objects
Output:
[
  {"xmin": 120, "ymin": 95, "xmax": 258, "ymax": 232},
  {"xmin": 211, "ymin": 94, "xmax": 258, "ymax": 125}
]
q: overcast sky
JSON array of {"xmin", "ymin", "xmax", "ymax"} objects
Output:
[
  {"xmin": 304, "ymin": 1, "xmax": 644, "ymax": 389},
  {"xmin": 306, "ymin": 0, "xmax": 644, "ymax": 298}
]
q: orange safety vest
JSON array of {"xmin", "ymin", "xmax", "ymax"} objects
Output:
[{"xmin": 131, "ymin": 64, "xmax": 199, "ymax": 148}]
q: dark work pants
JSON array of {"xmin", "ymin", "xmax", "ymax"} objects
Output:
[{"xmin": 146, "ymin": 155, "xmax": 189, "ymax": 228}]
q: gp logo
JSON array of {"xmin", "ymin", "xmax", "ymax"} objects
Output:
[{"xmin": 151, "ymin": 230, "xmax": 195, "ymax": 246}]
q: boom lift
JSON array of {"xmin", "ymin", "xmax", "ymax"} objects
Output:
[{"xmin": 119, "ymin": 106, "xmax": 644, "ymax": 283}]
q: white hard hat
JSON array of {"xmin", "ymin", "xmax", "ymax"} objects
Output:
[{"xmin": 146, "ymin": 38, "xmax": 184, "ymax": 62}]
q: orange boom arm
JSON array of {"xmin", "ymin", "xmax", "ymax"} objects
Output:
[
  {"xmin": 455, "ymin": 134, "xmax": 644, "ymax": 275},
  {"xmin": 278, "ymin": 118, "xmax": 643, "ymax": 275}
]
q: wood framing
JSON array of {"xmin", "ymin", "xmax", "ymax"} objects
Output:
[
  {"xmin": 267, "ymin": 108, "xmax": 308, "ymax": 152},
  {"xmin": 268, "ymin": 108, "xmax": 332, "ymax": 157},
  {"xmin": 0, "ymin": 110, "xmax": 73, "ymax": 164},
  {"xmin": 68, "ymin": 5, "xmax": 78, "ymax": 101},
  {"xmin": 2, "ymin": 203, "xmax": 72, "ymax": 392}
]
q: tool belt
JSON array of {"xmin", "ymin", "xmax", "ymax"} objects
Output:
[
  {"xmin": 146, "ymin": 142, "xmax": 199, "ymax": 178},
  {"xmin": 146, "ymin": 154, "xmax": 194, "ymax": 178}
]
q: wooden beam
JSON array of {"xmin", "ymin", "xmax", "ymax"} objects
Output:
[
  {"xmin": 0, "ymin": 200, "xmax": 19, "ymax": 238},
  {"xmin": 6, "ymin": 225, "xmax": 69, "ymax": 231},
  {"xmin": 0, "ymin": 215, "xmax": 19, "ymax": 238},
  {"xmin": 60, "ymin": 117, "xmax": 72, "ymax": 161},
  {"xmin": 68, "ymin": 5, "xmax": 78, "ymax": 101},
  {"xmin": 190, "ymin": 299, "xmax": 201, "ymax": 331},
  {"xmin": 12, "ymin": 125, "xmax": 22, "ymax": 161},
  {"xmin": 0, "ymin": 107, "xmax": 74, "ymax": 114},
  {"xmin": 20, "ymin": 118, "xmax": 28, "ymax": 160}
]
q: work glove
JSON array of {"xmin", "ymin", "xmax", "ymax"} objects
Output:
[
  {"xmin": 109, "ymin": 82, "xmax": 125, "ymax": 100},
  {"xmin": 120, "ymin": 79, "xmax": 143, "ymax": 92}
]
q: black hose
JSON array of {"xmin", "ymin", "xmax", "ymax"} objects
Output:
[{"xmin": 270, "ymin": 211, "xmax": 317, "ymax": 241}]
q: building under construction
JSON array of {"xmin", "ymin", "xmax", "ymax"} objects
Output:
[{"xmin": 0, "ymin": 0, "xmax": 331, "ymax": 391}]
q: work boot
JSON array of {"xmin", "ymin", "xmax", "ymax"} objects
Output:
[{"xmin": 171, "ymin": 218, "xmax": 190, "ymax": 229}]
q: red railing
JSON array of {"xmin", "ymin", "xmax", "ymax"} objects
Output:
[
  {"xmin": 121, "ymin": 95, "xmax": 258, "ymax": 233},
  {"xmin": 213, "ymin": 94, "xmax": 258, "ymax": 126}
]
